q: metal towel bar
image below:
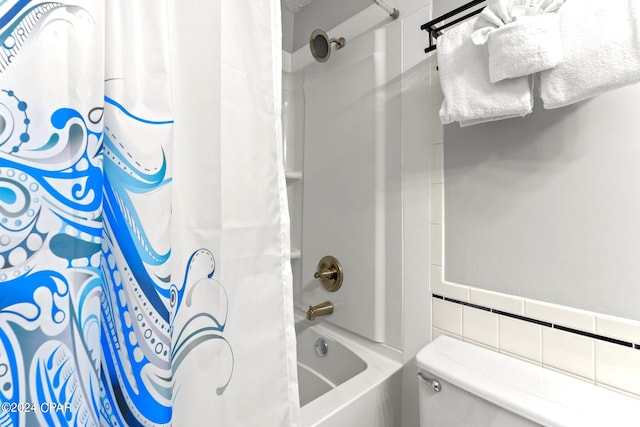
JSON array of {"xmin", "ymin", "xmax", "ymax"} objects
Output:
[{"xmin": 420, "ymin": 0, "xmax": 487, "ymax": 53}]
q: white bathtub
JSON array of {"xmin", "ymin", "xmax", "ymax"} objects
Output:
[{"xmin": 295, "ymin": 313, "xmax": 403, "ymax": 427}]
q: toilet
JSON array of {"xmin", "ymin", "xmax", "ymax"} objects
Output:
[{"xmin": 416, "ymin": 336, "xmax": 639, "ymax": 427}]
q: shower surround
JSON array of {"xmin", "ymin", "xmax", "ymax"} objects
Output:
[{"xmin": 282, "ymin": 2, "xmax": 435, "ymax": 425}]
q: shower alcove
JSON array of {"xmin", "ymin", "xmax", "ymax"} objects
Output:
[
  {"xmin": 282, "ymin": 2, "xmax": 433, "ymax": 425},
  {"xmin": 283, "ymin": 21, "xmax": 403, "ymax": 347}
]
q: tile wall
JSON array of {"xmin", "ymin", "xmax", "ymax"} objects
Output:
[{"xmin": 428, "ymin": 55, "xmax": 640, "ymax": 399}]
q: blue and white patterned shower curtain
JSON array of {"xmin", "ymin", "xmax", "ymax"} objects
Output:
[{"xmin": 0, "ymin": 0, "xmax": 299, "ymax": 426}]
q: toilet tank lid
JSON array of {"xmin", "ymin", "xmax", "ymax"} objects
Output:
[{"xmin": 416, "ymin": 336, "xmax": 640, "ymax": 427}]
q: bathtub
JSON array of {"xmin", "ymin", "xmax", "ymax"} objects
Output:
[{"xmin": 295, "ymin": 312, "xmax": 403, "ymax": 427}]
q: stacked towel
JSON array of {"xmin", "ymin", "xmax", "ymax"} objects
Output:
[
  {"xmin": 540, "ymin": 0, "xmax": 640, "ymax": 109},
  {"xmin": 472, "ymin": 0, "xmax": 565, "ymax": 83},
  {"xmin": 438, "ymin": 18, "xmax": 533, "ymax": 127}
]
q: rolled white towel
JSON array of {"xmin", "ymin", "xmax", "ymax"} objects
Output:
[
  {"xmin": 472, "ymin": 0, "xmax": 565, "ymax": 83},
  {"xmin": 540, "ymin": 0, "xmax": 640, "ymax": 109},
  {"xmin": 438, "ymin": 18, "xmax": 533, "ymax": 127}
]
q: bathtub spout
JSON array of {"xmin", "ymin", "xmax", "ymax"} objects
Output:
[{"xmin": 306, "ymin": 301, "xmax": 334, "ymax": 321}]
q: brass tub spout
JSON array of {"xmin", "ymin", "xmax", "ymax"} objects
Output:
[{"xmin": 306, "ymin": 301, "xmax": 334, "ymax": 321}]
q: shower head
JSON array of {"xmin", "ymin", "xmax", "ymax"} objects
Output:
[{"xmin": 309, "ymin": 29, "xmax": 345, "ymax": 63}]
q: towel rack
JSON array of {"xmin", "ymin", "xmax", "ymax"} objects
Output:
[{"xmin": 420, "ymin": 0, "xmax": 487, "ymax": 53}]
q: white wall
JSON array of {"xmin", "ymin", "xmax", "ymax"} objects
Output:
[
  {"xmin": 431, "ymin": 0, "xmax": 640, "ymax": 400},
  {"xmin": 399, "ymin": 5, "xmax": 433, "ymax": 427},
  {"xmin": 445, "ymin": 85, "xmax": 640, "ymax": 321},
  {"xmin": 282, "ymin": 8, "xmax": 295, "ymax": 53}
]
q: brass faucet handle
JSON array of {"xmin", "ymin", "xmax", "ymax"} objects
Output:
[
  {"xmin": 314, "ymin": 255, "xmax": 343, "ymax": 292},
  {"xmin": 314, "ymin": 269, "xmax": 337, "ymax": 280}
]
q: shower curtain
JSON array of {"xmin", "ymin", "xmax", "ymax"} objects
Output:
[{"xmin": 0, "ymin": 0, "xmax": 300, "ymax": 426}]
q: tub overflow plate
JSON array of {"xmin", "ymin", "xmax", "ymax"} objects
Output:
[{"xmin": 314, "ymin": 338, "xmax": 328, "ymax": 357}]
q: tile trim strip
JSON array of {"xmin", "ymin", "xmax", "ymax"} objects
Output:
[{"xmin": 432, "ymin": 294, "xmax": 638, "ymax": 350}]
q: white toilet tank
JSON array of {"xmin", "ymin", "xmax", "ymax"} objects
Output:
[{"xmin": 416, "ymin": 336, "xmax": 639, "ymax": 427}]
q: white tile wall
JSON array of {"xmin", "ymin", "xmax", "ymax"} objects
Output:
[
  {"xmin": 525, "ymin": 299, "xmax": 596, "ymax": 332},
  {"xmin": 595, "ymin": 341, "xmax": 640, "ymax": 396},
  {"xmin": 469, "ymin": 288, "xmax": 524, "ymax": 315},
  {"xmin": 429, "ymin": 289, "xmax": 640, "ymax": 398},
  {"xmin": 463, "ymin": 306, "xmax": 498, "ymax": 348},
  {"xmin": 429, "ymin": 224, "xmax": 443, "ymax": 267},
  {"xmin": 499, "ymin": 316, "xmax": 542, "ymax": 364},
  {"xmin": 542, "ymin": 328, "xmax": 595, "ymax": 381},
  {"xmin": 432, "ymin": 327, "xmax": 461, "ymax": 341},
  {"xmin": 428, "ymin": 64, "xmax": 640, "ymax": 399},
  {"xmin": 429, "ymin": 107, "xmax": 444, "ymax": 143},
  {"xmin": 430, "ymin": 265, "xmax": 469, "ymax": 302},
  {"xmin": 430, "ymin": 183, "xmax": 443, "ymax": 225},
  {"xmin": 432, "ymin": 298, "xmax": 462, "ymax": 336},
  {"xmin": 596, "ymin": 314, "xmax": 640, "ymax": 343},
  {"xmin": 429, "ymin": 144, "xmax": 443, "ymax": 184},
  {"xmin": 429, "ymin": 57, "xmax": 443, "ymax": 108}
]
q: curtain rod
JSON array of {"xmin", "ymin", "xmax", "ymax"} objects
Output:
[
  {"xmin": 373, "ymin": 0, "xmax": 400, "ymax": 19},
  {"xmin": 420, "ymin": 0, "xmax": 486, "ymax": 53}
]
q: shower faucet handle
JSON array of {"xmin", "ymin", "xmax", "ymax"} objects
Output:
[
  {"xmin": 314, "ymin": 269, "xmax": 337, "ymax": 280},
  {"xmin": 313, "ymin": 255, "xmax": 343, "ymax": 292}
]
